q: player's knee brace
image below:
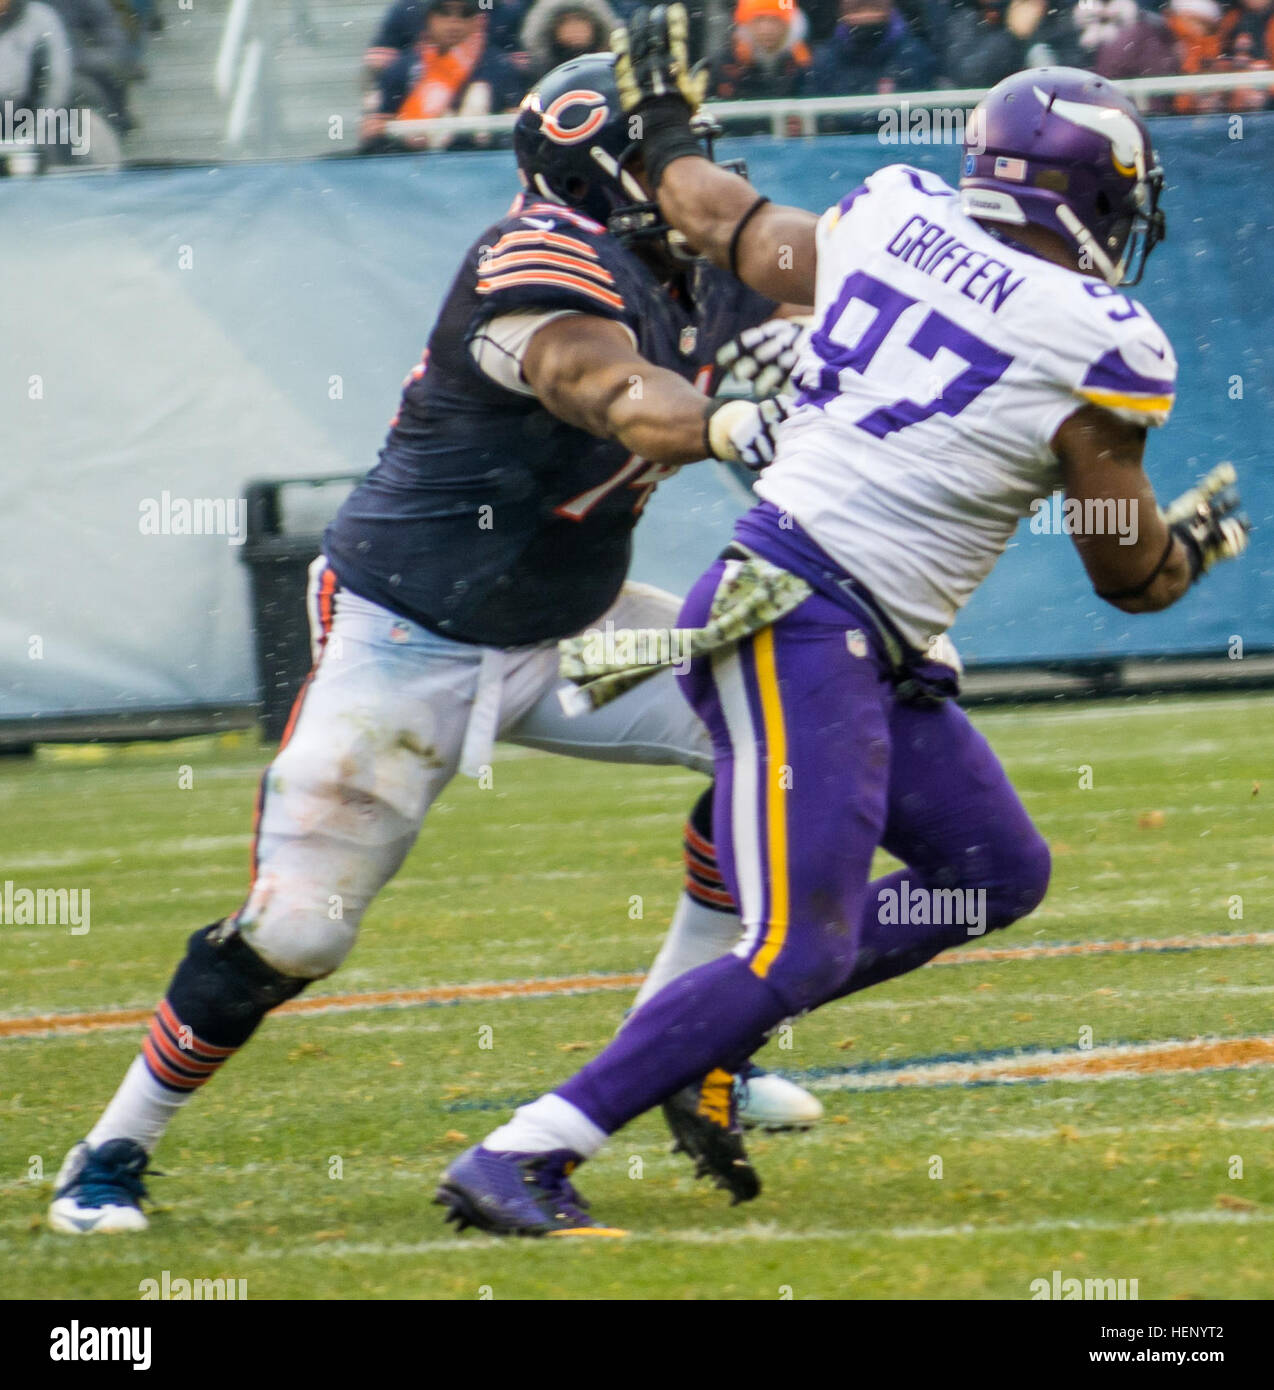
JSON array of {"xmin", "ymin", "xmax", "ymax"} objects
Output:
[{"xmin": 166, "ymin": 921, "xmax": 310, "ymax": 1050}]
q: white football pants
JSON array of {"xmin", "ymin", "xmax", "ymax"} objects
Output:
[{"xmin": 235, "ymin": 558, "xmax": 714, "ymax": 978}]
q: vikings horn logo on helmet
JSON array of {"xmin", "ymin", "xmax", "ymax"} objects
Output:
[
  {"xmin": 1035, "ymin": 88, "xmax": 1145, "ymax": 177},
  {"xmin": 541, "ymin": 90, "xmax": 610, "ymax": 146}
]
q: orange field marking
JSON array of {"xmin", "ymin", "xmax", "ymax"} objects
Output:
[
  {"xmin": 3, "ymin": 930, "xmax": 1272, "ymax": 1043},
  {"xmin": 940, "ymin": 931, "xmax": 1274, "ymax": 967},
  {"xmin": 0, "ymin": 973, "xmax": 646, "ymax": 1040},
  {"xmin": 816, "ymin": 1034, "xmax": 1274, "ymax": 1093},
  {"xmin": 1003, "ymin": 1035, "xmax": 1274, "ymax": 1081}
]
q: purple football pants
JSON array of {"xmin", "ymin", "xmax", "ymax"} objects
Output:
[{"xmin": 558, "ymin": 564, "xmax": 1050, "ymax": 1135}]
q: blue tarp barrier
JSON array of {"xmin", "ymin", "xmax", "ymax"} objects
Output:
[{"xmin": 2, "ymin": 115, "xmax": 1270, "ymax": 720}]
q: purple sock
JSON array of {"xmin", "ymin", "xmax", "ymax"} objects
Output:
[{"xmin": 557, "ymin": 953, "xmax": 788, "ymax": 1135}]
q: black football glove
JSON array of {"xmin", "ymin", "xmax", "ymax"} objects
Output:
[
  {"xmin": 1163, "ymin": 462, "xmax": 1251, "ymax": 582},
  {"xmin": 611, "ymin": 3, "xmax": 707, "ymax": 115},
  {"xmin": 716, "ymin": 318, "xmax": 809, "ymax": 399},
  {"xmin": 611, "ymin": 4, "xmax": 707, "ymax": 188},
  {"xmin": 703, "ymin": 397, "xmax": 794, "ymax": 470}
]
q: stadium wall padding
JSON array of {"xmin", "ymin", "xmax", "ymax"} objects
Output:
[{"xmin": 3, "ymin": 115, "xmax": 1272, "ymax": 721}]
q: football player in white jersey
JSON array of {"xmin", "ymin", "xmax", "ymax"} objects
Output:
[{"xmin": 433, "ymin": 9, "xmax": 1251, "ymax": 1235}]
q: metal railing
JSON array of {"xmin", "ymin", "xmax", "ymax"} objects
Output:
[
  {"xmin": 216, "ymin": 0, "xmax": 268, "ymax": 150},
  {"xmin": 387, "ymin": 68, "xmax": 1274, "ymax": 144}
]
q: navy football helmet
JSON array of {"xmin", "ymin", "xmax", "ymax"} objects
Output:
[
  {"xmin": 959, "ymin": 67, "xmax": 1165, "ymax": 287},
  {"xmin": 513, "ymin": 51, "xmax": 743, "ymax": 259}
]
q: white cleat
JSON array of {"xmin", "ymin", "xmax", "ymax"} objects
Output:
[
  {"xmin": 735, "ymin": 1065, "xmax": 824, "ymax": 1130},
  {"xmin": 48, "ymin": 1139, "xmax": 152, "ymax": 1234}
]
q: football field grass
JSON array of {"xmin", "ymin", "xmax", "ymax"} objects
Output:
[{"xmin": 2, "ymin": 692, "xmax": 1271, "ymax": 1300}]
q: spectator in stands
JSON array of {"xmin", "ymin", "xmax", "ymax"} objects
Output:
[
  {"xmin": 520, "ymin": 0, "xmax": 618, "ymax": 83},
  {"xmin": 1090, "ymin": 0, "xmax": 1180, "ymax": 81},
  {"xmin": 48, "ymin": 0, "xmax": 134, "ymax": 132},
  {"xmin": 707, "ymin": 0, "xmax": 813, "ymax": 100},
  {"xmin": 110, "ymin": 0, "xmax": 158, "ymax": 73},
  {"xmin": 1164, "ymin": 0, "xmax": 1225, "ymax": 108},
  {"xmin": 367, "ymin": 0, "xmax": 437, "ymax": 71},
  {"xmin": 485, "ymin": 0, "xmax": 536, "ymax": 53},
  {"xmin": 1218, "ymin": 0, "xmax": 1272, "ymax": 106},
  {"xmin": 1221, "ymin": 0, "xmax": 1274, "ymax": 54},
  {"xmin": 0, "ymin": 0, "xmax": 71, "ymax": 112},
  {"xmin": 366, "ymin": 0, "xmax": 530, "ymax": 74},
  {"xmin": 808, "ymin": 0, "xmax": 937, "ymax": 96},
  {"xmin": 945, "ymin": 0, "xmax": 1078, "ymax": 88},
  {"xmin": 361, "ymin": 0, "xmax": 521, "ymax": 151},
  {"xmin": 803, "ymin": 0, "xmax": 946, "ymax": 52},
  {"xmin": 1074, "ymin": 0, "xmax": 1132, "ymax": 54}
]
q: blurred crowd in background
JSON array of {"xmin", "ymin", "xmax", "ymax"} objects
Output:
[
  {"xmin": 1, "ymin": 0, "xmax": 1270, "ymax": 172},
  {"xmin": 359, "ymin": 0, "xmax": 1274, "ymax": 149},
  {"xmin": 0, "ymin": 0, "xmax": 161, "ymax": 160}
]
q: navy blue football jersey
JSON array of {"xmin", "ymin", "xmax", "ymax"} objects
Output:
[{"xmin": 324, "ymin": 195, "xmax": 778, "ymax": 647}]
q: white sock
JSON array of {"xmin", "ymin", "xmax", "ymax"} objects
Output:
[
  {"xmin": 484, "ymin": 1093, "xmax": 608, "ymax": 1159},
  {"xmin": 85, "ymin": 1055, "xmax": 191, "ymax": 1154},
  {"xmin": 629, "ymin": 892, "xmax": 742, "ymax": 1013}
]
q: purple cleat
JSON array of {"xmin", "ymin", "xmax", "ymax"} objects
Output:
[{"xmin": 435, "ymin": 1146, "xmax": 626, "ymax": 1238}]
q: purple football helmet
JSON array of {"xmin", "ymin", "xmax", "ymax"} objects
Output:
[{"xmin": 959, "ymin": 67, "xmax": 1166, "ymax": 287}]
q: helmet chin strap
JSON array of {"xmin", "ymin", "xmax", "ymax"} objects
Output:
[{"xmin": 1055, "ymin": 202, "xmax": 1126, "ymax": 287}]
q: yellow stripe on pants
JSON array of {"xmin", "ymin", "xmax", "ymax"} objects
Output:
[{"xmin": 750, "ymin": 626, "xmax": 789, "ymax": 979}]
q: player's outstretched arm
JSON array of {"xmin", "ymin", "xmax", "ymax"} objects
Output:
[
  {"xmin": 523, "ymin": 313, "xmax": 789, "ymax": 468},
  {"xmin": 612, "ymin": 3, "xmax": 818, "ymax": 304},
  {"xmin": 659, "ymin": 164, "xmax": 819, "ymax": 308},
  {"xmin": 1055, "ymin": 406, "xmax": 1250, "ymax": 613}
]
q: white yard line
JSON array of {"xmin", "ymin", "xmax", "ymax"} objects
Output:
[{"xmin": 214, "ymin": 1206, "xmax": 1273, "ymax": 1261}]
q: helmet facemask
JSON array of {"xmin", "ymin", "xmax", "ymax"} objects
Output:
[
  {"xmin": 603, "ymin": 116, "xmax": 748, "ymax": 265},
  {"xmin": 1055, "ymin": 149, "xmax": 1165, "ymax": 287}
]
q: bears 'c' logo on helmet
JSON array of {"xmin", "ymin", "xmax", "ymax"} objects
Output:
[{"xmin": 540, "ymin": 89, "xmax": 610, "ymax": 146}]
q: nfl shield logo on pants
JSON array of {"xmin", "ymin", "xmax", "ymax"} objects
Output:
[
  {"xmin": 846, "ymin": 629, "xmax": 868, "ymax": 659},
  {"xmin": 679, "ymin": 326, "xmax": 698, "ymax": 356}
]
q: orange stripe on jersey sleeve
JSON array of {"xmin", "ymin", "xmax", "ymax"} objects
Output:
[
  {"xmin": 481, "ymin": 248, "xmax": 615, "ymax": 284},
  {"xmin": 476, "ymin": 269, "xmax": 626, "ymax": 311},
  {"xmin": 490, "ymin": 229, "xmax": 601, "ymax": 260}
]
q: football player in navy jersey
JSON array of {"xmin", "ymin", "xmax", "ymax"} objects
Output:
[{"xmin": 48, "ymin": 51, "xmax": 821, "ymax": 1236}]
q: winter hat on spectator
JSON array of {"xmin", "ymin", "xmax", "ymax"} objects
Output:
[
  {"xmin": 1166, "ymin": 0, "xmax": 1220, "ymax": 21},
  {"xmin": 1074, "ymin": 0, "xmax": 1138, "ymax": 49},
  {"xmin": 735, "ymin": 0, "xmax": 796, "ymax": 24}
]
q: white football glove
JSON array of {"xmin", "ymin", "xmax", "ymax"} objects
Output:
[
  {"xmin": 716, "ymin": 318, "xmax": 809, "ymax": 399},
  {"xmin": 704, "ymin": 396, "xmax": 794, "ymax": 470},
  {"xmin": 1163, "ymin": 462, "xmax": 1251, "ymax": 580}
]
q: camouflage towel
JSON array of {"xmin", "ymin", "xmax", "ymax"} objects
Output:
[{"xmin": 557, "ymin": 553, "xmax": 812, "ymax": 715}]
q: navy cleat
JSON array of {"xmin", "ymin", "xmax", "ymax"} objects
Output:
[
  {"xmin": 736, "ymin": 1061, "xmax": 824, "ymax": 1131},
  {"xmin": 435, "ymin": 1145, "xmax": 626, "ymax": 1238},
  {"xmin": 663, "ymin": 1067, "xmax": 761, "ymax": 1205},
  {"xmin": 49, "ymin": 1139, "xmax": 153, "ymax": 1234}
]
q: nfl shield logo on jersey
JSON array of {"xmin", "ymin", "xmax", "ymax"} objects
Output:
[
  {"xmin": 846, "ymin": 629, "xmax": 868, "ymax": 659},
  {"xmin": 388, "ymin": 620, "xmax": 411, "ymax": 644},
  {"xmin": 679, "ymin": 326, "xmax": 698, "ymax": 356}
]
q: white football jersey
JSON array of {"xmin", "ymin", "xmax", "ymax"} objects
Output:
[{"xmin": 756, "ymin": 163, "xmax": 1178, "ymax": 650}]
